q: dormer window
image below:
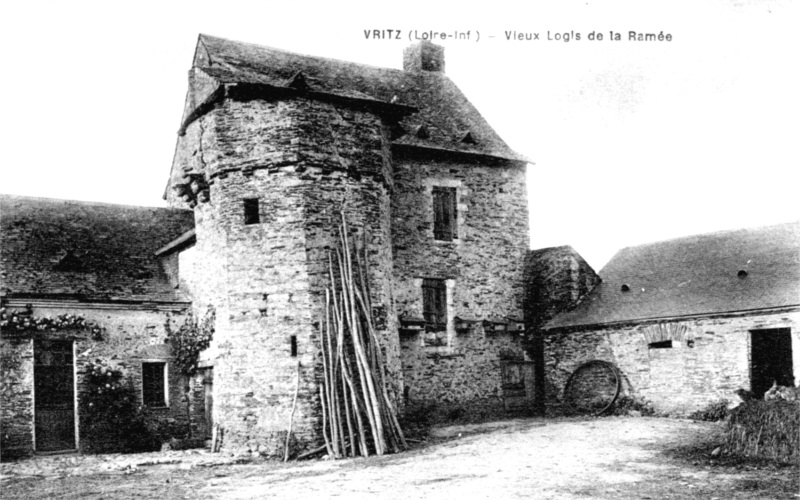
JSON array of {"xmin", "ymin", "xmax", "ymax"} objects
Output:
[{"xmin": 54, "ymin": 250, "xmax": 86, "ymax": 273}]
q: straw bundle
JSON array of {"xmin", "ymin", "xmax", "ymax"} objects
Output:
[{"xmin": 725, "ymin": 400, "xmax": 800, "ymax": 463}]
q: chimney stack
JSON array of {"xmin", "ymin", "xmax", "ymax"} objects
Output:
[{"xmin": 403, "ymin": 41, "xmax": 445, "ymax": 73}]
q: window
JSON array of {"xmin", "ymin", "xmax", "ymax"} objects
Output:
[
  {"xmin": 648, "ymin": 340, "xmax": 673, "ymax": 349},
  {"xmin": 422, "ymin": 278, "xmax": 447, "ymax": 331},
  {"xmin": 244, "ymin": 198, "xmax": 260, "ymax": 225},
  {"xmin": 142, "ymin": 362, "xmax": 167, "ymax": 407},
  {"xmin": 432, "ymin": 187, "xmax": 457, "ymax": 241}
]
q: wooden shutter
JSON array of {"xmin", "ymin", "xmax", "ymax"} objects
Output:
[
  {"xmin": 422, "ymin": 278, "xmax": 447, "ymax": 330},
  {"xmin": 433, "ymin": 187, "xmax": 457, "ymax": 241}
]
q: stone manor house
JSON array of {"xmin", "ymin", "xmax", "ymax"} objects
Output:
[
  {"xmin": 2, "ymin": 35, "xmax": 798, "ymax": 460},
  {"xmin": 1, "ymin": 35, "xmax": 531, "ymax": 459}
]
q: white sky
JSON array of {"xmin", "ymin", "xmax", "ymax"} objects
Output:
[{"xmin": 1, "ymin": 0, "xmax": 797, "ymax": 270}]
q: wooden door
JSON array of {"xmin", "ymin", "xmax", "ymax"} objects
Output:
[
  {"xmin": 34, "ymin": 340, "xmax": 76, "ymax": 452},
  {"xmin": 203, "ymin": 368, "xmax": 214, "ymax": 439},
  {"xmin": 751, "ymin": 328, "xmax": 794, "ymax": 398},
  {"xmin": 502, "ymin": 361, "xmax": 535, "ymax": 409}
]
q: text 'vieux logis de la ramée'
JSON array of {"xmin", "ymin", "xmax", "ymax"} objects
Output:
[{"xmin": 363, "ymin": 30, "xmax": 673, "ymax": 43}]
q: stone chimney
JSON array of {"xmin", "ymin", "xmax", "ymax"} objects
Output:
[{"xmin": 403, "ymin": 41, "xmax": 445, "ymax": 73}]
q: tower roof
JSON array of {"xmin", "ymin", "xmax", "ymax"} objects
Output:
[{"xmin": 184, "ymin": 34, "xmax": 527, "ymax": 163}]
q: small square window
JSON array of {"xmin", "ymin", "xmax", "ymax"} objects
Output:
[
  {"xmin": 142, "ymin": 362, "xmax": 167, "ymax": 407},
  {"xmin": 422, "ymin": 278, "xmax": 447, "ymax": 331},
  {"xmin": 432, "ymin": 187, "xmax": 457, "ymax": 241},
  {"xmin": 244, "ymin": 198, "xmax": 260, "ymax": 225}
]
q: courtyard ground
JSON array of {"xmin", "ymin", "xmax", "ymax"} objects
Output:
[{"xmin": 1, "ymin": 416, "xmax": 797, "ymax": 499}]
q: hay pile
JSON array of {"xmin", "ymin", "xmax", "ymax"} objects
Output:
[{"xmin": 724, "ymin": 400, "xmax": 800, "ymax": 463}]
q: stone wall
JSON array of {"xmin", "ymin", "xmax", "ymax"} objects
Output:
[
  {"xmin": 392, "ymin": 153, "xmax": 530, "ymax": 418},
  {"xmin": 171, "ymin": 96, "xmax": 400, "ymax": 456},
  {"xmin": 0, "ymin": 303, "xmax": 192, "ymax": 460},
  {"xmin": 544, "ymin": 311, "xmax": 800, "ymax": 415}
]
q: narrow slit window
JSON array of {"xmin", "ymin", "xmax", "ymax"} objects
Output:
[
  {"xmin": 649, "ymin": 340, "xmax": 673, "ymax": 349},
  {"xmin": 244, "ymin": 198, "xmax": 260, "ymax": 225},
  {"xmin": 290, "ymin": 335, "xmax": 298, "ymax": 357},
  {"xmin": 432, "ymin": 187, "xmax": 457, "ymax": 241}
]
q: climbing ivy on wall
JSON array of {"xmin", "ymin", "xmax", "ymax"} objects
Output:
[{"xmin": 165, "ymin": 306, "xmax": 215, "ymax": 376}]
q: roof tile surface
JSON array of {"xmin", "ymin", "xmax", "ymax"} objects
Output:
[
  {"xmin": 545, "ymin": 221, "xmax": 800, "ymax": 330},
  {"xmin": 1, "ymin": 195, "xmax": 194, "ymax": 302}
]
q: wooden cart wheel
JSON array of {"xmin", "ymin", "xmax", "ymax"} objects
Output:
[{"xmin": 563, "ymin": 360, "xmax": 621, "ymax": 416}]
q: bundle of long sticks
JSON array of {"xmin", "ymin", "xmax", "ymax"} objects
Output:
[{"xmin": 319, "ymin": 213, "xmax": 407, "ymax": 458}]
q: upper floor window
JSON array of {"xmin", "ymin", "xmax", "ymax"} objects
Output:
[
  {"xmin": 244, "ymin": 198, "xmax": 260, "ymax": 225},
  {"xmin": 422, "ymin": 278, "xmax": 447, "ymax": 331},
  {"xmin": 432, "ymin": 186, "xmax": 457, "ymax": 241}
]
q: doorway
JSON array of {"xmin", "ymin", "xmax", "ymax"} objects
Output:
[
  {"xmin": 34, "ymin": 340, "xmax": 76, "ymax": 452},
  {"xmin": 750, "ymin": 328, "xmax": 794, "ymax": 399}
]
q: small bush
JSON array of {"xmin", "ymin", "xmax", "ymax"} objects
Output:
[
  {"xmin": 724, "ymin": 400, "xmax": 800, "ymax": 463},
  {"xmin": 608, "ymin": 395, "xmax": 655, "ymax": 416},
  {"xmin": 80, "ymin": 360, "xmax": 158, "ymax": 453},
  {"xmin": 400, "ymin": 402, "xmax": 437, "ymax": 439},
  {"xmin": 689, "ymin": 400, "xmax": 730, "ymax": 422}
]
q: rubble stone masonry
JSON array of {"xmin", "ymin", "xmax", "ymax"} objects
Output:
[
  {"xmin": 544, "ymin": 311, "xmax": 800, "ymax": 415},
  {"xmin": 1, "ymin": 304, "xmax": 192, "ymax": 460},
  {"xmin": 392, "ymin": 154, "xmax": 530, "ymax": 418},
  {"xmin": 171, "ymin": 96, "xmax": 400, "ymax": 455}
]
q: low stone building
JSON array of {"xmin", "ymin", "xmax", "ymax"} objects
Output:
[
  {"xmin": 0, "ymin": 195, "xmax": 196, "ymax": 459},
  {"xmin": 1, "ymin": 35, "xmax": 532, "ymax": 459},
  {"xmin": 539, "ymin": 221, "xmax": 800, "ymax": 415}
]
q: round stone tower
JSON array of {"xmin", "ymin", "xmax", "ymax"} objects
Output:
[{"xmin": 168, "ymin": 84, "xmax": 408, "ymax": 455}]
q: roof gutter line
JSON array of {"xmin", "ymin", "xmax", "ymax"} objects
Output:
[{"xmin": 543, "ymin": 304, "xmax": 800, "ymax": 334}]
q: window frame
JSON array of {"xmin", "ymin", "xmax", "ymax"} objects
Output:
[
  {"xmin": 432, "ymin": 186, "xmax": 457, "ymax": 241},
  {"xmin": 422, "ymin": 278, "xmax": 447, "ymax": 332},
  {"xmin": 141, "ymin": 361, "xmax": 168, "ymax": 408}
]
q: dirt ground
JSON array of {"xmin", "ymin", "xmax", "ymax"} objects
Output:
[{"xmin": 2, "ymin": 417, "xmax": 798, "ymax": 499}]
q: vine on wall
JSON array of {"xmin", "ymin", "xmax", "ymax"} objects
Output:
[
  {"xmin": 0, "ymin": 304, "xmax": 103, "ymax": 340},
  {"xmin": 165, "ymin": 306, "xmax": 215, "ymax": 376}
]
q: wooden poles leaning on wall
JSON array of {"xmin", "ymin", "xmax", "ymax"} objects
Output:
[{"xmin": 319, "ymin": 212, "xmax": 407, "ymax": 458}]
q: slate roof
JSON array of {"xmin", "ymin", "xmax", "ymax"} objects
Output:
[
  {"xmin": 544, "ymin": 221, "xmax": 800, "ymax": 331},
  {"xmin": 185, "ymin": 34, "xmax": 526, "ymax": 163},
  {"xmin": 0, "ymin": 195, "xmax": 194, "ymax": 303}
]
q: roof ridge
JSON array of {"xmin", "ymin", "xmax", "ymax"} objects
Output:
[
  {"xmin": 198, "ymin": 33, "xmax": 415, "ymax": 77},
  {"xmin": 616, "ymin": 220, "xmax": 800, "ymax": 254},
  {"xmin": 0, "ymin": 193, "xmax": 190, "ymax": 212}
]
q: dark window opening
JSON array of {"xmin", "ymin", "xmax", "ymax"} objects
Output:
[
  {"xmin": 649, "ymin": 340, "xmax": 673, "ymax": 349},
  {"xmin": 142, "ymin": 362, "xmax": 167, "ymax": 407},
  {"xmin": 422, "ymin": 278, "xmax": 447, "ymax": 331},
  {"xmin": 244, "ymin": 198, "xmax": 260, "ymax": 225},
  {"xmin": 432, "ymin": 186, "xmax": 457, "ymax": 241},
  {"xmin": 738, "ymin": 270, "xmax": 748, "ymax": 278},
  {"xmin": 290, "ymin": 335, "xmax": 298, "ymax": 357},
  {"xmin": 621, "ymin": 284, "xmax": 630, "ymax": 292}
]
